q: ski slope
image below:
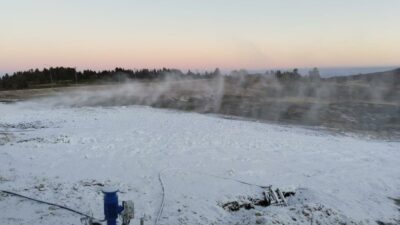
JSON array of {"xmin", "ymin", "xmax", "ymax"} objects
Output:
[{"xmin": 0, "ymin": 102, "xmax": 399, "ymax": 225}]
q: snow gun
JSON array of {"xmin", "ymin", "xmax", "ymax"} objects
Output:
[
  {"xmin": 85, "ymin": 186, "xmax": 135, "ymax": 225},
  {"xmin": 1, "ymin": 186, "xmax": 136, "ymax": 225}
]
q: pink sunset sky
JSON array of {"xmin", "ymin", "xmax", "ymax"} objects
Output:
[{"xmin": 1, "ymin": 0, "xmax": 399, "ymax": 73}]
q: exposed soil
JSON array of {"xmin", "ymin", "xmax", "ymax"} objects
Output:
[{"xmin": 222, "ymin": 191, "xmax": 296, "ymax": 212}]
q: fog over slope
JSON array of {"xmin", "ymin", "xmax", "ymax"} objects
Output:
[{"xmin": 17, "ymin": 68, "xmax": 398, "ymax": 139}]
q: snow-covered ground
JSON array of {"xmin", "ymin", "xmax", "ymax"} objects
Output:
[{"xmin": 0, "ymin": 102, "xmax": 399, "ymax": 225}]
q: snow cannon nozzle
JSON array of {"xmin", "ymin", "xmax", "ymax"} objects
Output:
[{"xmin": 101, "ymin": 186, "xmax": 134, "ymax": 225}]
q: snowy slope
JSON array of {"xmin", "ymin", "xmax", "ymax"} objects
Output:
[{"xmin": 0, "ymin": 102, "xmax": 399, "ymax": 225}]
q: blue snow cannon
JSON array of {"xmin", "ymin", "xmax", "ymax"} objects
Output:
[
  {"xmin": 102, "ymin": 187, "xmax": 135, "ymax": 225},
  {"xmin": 103, "ymin": 187, "xmax": 121, "ymax": 225}
]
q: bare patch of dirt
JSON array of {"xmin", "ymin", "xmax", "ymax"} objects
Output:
[
  {"xmin": 0, "ymin": 133, "xmax": 15, "ymax": 145},
  {"xmin": 221, "ymin": 191, "xmax": 295, "ymax": 212}
]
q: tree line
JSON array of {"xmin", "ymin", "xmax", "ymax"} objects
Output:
[
  {"xmin": 0, "ymin": 67, "xmax": 320, "ymax": 90},
  {"xmin": 0, "ymin": 67, "xmax": 220, "ymax": 90}
]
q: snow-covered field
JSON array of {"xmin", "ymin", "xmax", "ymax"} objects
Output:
[{"xmin": 0, "ymin": 102, "xmax": 399, "ymax": 225}]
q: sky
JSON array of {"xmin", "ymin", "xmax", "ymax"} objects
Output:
[{"xmin": 1, "ymin": 0, "xmax": 400, "ymax": 73}]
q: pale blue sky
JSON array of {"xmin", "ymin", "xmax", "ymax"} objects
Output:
[{"xmin": 1, "ymin": 0, "xmax": 399, "ymax": 73}]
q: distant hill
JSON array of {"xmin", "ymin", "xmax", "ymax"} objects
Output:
[{"xmin": 327, "ymin": 68, "xmax": 400, "ymax": 85}]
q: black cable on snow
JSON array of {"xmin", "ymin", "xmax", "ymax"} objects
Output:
[
  {"xmin": 154, "ymin": 169, "xmax": 272, "ymax": 225},
  {"xmin": 155, "ymin": 170, "xmax": 166, "ymax": 225},
  {"xmin": 0, "ymin": 190, "xmax": 99, "ymax": 219},
  {"xmin": 196, "ymin": 172, "xmax": 272, "ymax": 189}
]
